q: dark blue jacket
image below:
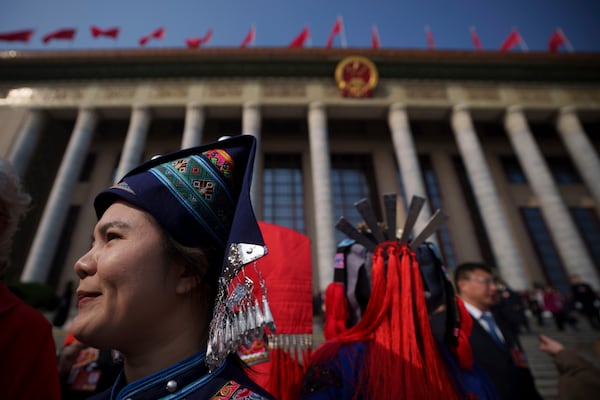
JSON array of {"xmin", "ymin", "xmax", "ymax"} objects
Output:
[{"xmin": 88, "ymin": 351, "xmax": 274, "ymax": 400}]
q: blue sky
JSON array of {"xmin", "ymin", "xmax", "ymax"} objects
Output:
[{"xmin": 1, "ymin": 0, "xmax": 598, "ymax": 52}]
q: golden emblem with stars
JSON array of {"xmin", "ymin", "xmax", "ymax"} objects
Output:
[{"xmin": 335, "ymin": 56, "xmax": 378, "ymax": 98}]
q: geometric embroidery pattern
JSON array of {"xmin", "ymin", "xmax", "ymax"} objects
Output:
[
  {"xmin": 149, "ymin": 152, "xmax": 236, "ymax": 248},
  {"xmin": 210, "ymin": 380, "xmax": 268, "ymax": 400}
]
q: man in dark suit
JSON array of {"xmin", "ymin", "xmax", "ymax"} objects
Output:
[{"xmin": 454, "ymin": 262, "xmax": 542, "ymax": 400}]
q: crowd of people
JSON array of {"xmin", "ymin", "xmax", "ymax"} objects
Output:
[{"xmin": 1, "ymin": 134, "xmax": 600, "ymax": 399}]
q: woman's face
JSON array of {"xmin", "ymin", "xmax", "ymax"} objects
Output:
[{"xmin": 70, "ymin": 201, "xmax": 181, "ymax": 352}]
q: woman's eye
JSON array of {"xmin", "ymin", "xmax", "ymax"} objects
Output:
[{"xmin": 106, "ymin": 232, "xmax": 121, "ymax": 241}]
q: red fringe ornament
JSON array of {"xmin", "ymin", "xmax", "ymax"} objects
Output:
[
  {"xmin": 324, "ymin": 282, "xmax": 350, "ymax": 339},
  {"xmin": 309, "ymin": 242, "xmax": 461, "ymax": 400},
  {"xmin": 452, "ymin": 296, "xmax": 474, "ymax": 370}
]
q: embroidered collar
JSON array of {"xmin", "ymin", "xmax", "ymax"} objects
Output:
[{"xmin": 109, "ymin": 351, "xmax": 226, "ymax": 400}]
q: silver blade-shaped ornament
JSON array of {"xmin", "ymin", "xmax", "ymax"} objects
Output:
[
  {"xmin": 354, "ymin": 198, "xmax": 386, "ymax": 243},
  {"xmin": 400, "ymin": 195, "xmax": 426, "ymax": 243},
  {"xmin": 410, "ymin": 209, "xmax": 448, "ymax": 249},
  {"xmin": 335, "ymin": 217, "xmax": 377, "ymax": 252}
]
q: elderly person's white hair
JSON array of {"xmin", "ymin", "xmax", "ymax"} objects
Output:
[{"xmin": 0, "ymin": 157, "xmax": 31, "ymax": 274}]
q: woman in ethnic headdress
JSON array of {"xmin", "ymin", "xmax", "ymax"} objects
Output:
[{"xmin": 69, "ymin": 135, "xmax": 275, "ymax": 399}]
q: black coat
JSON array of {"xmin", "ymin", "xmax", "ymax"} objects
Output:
[{"xmin": 467, "ymin": 311, "xmax": 542, "ymax": 400}]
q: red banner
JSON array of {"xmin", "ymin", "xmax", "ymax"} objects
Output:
[
  {"xmin": 425, "ymin": 26, "xmax": 435, "ymax": 49},
  {"xmin": 325, "ymin": 17, "xmax": 343, "ymax": 48},
  {"xmin": 91, "ymin": 26, "xmax": 119, "ymax": 39},
  {"xmin": 470, "ymin": 27, "xmax": 483, "ymax": 50},
  {"xmin": 371, "ymin": 25, "xmax": 380, "ymax": 49},
  {"xmin": 289, "ymin": 27, "xmax": 309, "ymax": 48},
  {"xmin": 139, "ymin": 27, "xmax": 165, "ymax": 46},
  {"xmin": 499, "ymin": 29, "xmax": 521, "ymax": 51},
  {"xmin": 0, "ymin": 29, "xmax": 34, "ymax": 42},
  {"xmin": 240, "ymin": 26, "xmax": 256, "ymax": 48},
  {"xmin": 42, "ymin": 28, "xmax": 76, "ymax": 44},
  {"xmin": 548, "ymin": 29, "xmax": 567, "ymax": 52}
]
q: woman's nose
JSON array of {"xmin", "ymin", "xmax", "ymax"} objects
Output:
[{"xmin": 74, "ymin": 249, "xmax": 96, "ymax": 279}]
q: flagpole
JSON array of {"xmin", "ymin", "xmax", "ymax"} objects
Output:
[
  {"xmin": 339, "ymin": 16, "xmax": 347, "ymax": 48},
  {"xmin": 559, "ymin": 28, "xmax": 574, "ymax": 52},
  {"xmin": 515, "ymin": 27, "xmax": 528, "ymax": 52}
]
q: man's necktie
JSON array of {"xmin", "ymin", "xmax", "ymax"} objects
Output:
[{"xmin": 480, "ymin": 313, "xmax": 505, "ymax": 348}]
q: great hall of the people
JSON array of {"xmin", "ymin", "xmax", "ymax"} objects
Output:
[{"xmin": 1, "ymin": 48, "xmax": 599, "ymax": 297}]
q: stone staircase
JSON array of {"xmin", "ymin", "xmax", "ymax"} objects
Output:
[{"xmin": 519, "ymin": 316, "xmax": 600, "ymax": 400}]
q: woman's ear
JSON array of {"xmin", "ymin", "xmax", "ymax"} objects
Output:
[{"xmin": 174, "ymin": 264, "xmax": 205, "ymax": 295}]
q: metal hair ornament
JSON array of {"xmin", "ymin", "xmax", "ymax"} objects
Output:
[{"xmin": 206, "ymin": 242, "xmax": 276, "ymax": 371}]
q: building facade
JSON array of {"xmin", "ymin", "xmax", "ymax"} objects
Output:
[{"xmin": 1, "ymin": 48, "xmax": 599, "ymax": 297}]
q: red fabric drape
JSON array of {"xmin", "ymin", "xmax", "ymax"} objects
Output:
[{"xmin": 244, "ymin": 222, "xmax": 313, "ymax": 399}]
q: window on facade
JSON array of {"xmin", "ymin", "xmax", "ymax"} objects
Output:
[
  {"xmin": 500, "ymin": 156, "xmax": 528, "ymax": 184},
  {"xmin": 570, "ymin": 207, "xmax": 600, "ymax": 275},
  {"xmin": 520, "ymin": 208, "xmax": 569, "ymax": 294},
  {"xmin": 330, "ymin": 154, "xmax": 380, "ymax": 245},
  {"xmin": 262, "ymin": 154, "xmax": 305, "ymax": 233},
  {"xmin": 546, "ymin": 156, "xmax": 582, "ymax": 184},
  {"xmin": 418, "ymin": 156, "xmax": 457, "ymax": 270}
]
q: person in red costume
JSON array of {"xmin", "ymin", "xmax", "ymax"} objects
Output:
[{"xmin": 0, "ymin": 157, "xmax": 61, "ymax": 400}]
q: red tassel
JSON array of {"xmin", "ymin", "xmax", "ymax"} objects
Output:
[
  {"xmin": 323, "ymin": 282, "xmax": 349, "ymax": 339},
  {"xmin": 452, "ymin": 296, "xmax": 474, "ymax": 370},
  {"xmin": 309, "ymin": 242, "xmax": 461, "ymax": 399}
]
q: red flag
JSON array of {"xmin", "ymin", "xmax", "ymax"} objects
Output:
[
  {"xmin": 470, "ymin": 27, "xmax": 483, "ymax": 50},
  {"xmin": 151, "ymin": 27, "xmax": 165, "ymax": 39},
  {"xmin": 548, "ymin": 29, "xmax": 567, "ymax": 52},
  {"xmin": 201, "ymin": 28, "xmax": 213, "ymax": 44},
  {"xmin": 325, "ymin": 17, "xmax": 343, "ymax": 48},
  {"xmin": 289, "ymin": 27, "xmax": 309, "ymax": 48},
  {"xmin": 185, "ymin": 28, "xmax": 213, "ymax": 48},
  {"xmin": 185, "ymin": 38, "xmax": 202, "ymax": 48},
  {"xmin": 0, "ymin": 29, "xmax": 34, "ymax": 42},
  {"xmin": 42, "ymin": 28, "xmax": 76, "ymax": 44},
  {"xmin": 139, "ymin": 27, "xmax": 165, "ymax": 46},
  {"xmin": 90, "ymin": 25, "xmax": 119, "ymax": 39},
  {"xmin": 371, "ymin": 25, "xmax": 380, "ymax": 49},
  {"xmin": 425, "ymin": 26, "xmax": 435, "ymax": 49},
  {"xmin": 499, "ymin": 29, "xmax": 522, "ymax": 51},
  {"xmin": 240, "ymin": 26, "xmax": 256, "ymax": 48}
]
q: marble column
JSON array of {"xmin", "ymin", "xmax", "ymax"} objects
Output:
[
  {"xmin": 556, "ymin": 106, "xmax": 600, "ymax": 208},
  {"xmin": 8, "ymin": 109, "xmax": 46, "ymax": 176},
  {"xmin": 21, "ymin": 108, "xmax": 98, "ymax": 283},
  {"xmin": 181, "ymin": 103, "xmax": 205, "ymax": 149},
  {"xmin": 451, "ymin": 105, "xmax": 526, "ymax": 289},
  {"xmin": 243, "ymin": 102, "xmax": 262, "ymax": 213},
  {"xmin": 308, "ymin": 102, "xmax": 336, "ymax": 292},
  {"xmin": 504, "ymin": 106, "xmax": 599, "ymax": 287},
  {"xmin": 387, "ymin": 103, "xmax": 435, "ymax": 242},
  {"xmin": 114, "ymin": 106, "xmax": 151, "ymax": 183}
]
